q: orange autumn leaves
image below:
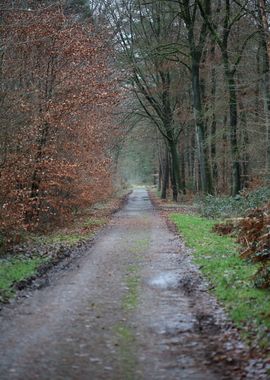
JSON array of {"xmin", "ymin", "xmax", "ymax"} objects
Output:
[{"xmin": 0, "ymin": 4, "xmax": 121, "ymax": 236}]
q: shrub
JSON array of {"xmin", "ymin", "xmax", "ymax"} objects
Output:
[{"xmin": 199, "ymin": 187, "xmax": 270, "ymax": 219}]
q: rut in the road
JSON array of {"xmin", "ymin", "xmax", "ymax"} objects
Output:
[{"xmin": 0, "ymin": 189, "xmax": 260, "ymax": 379}]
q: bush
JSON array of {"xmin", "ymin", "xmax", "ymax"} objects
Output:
[{"xmin": 199, "ymin": 187, "xmax": 270, "ymax": 219}]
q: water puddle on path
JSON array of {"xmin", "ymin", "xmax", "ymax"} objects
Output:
[{"xmin": 148, "ymin": 271, "xmax": 180, "ymax": 290}]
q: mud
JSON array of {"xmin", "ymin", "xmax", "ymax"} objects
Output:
[{"xmin": 0, "ymin": 188, "xmax": 268, "ymax": 379}]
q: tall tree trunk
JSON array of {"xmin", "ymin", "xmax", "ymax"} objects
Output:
[
  {"xmin": 161, "ymin": 148, "xmax": 169, "ymax": 199},
  {"xmin": 25, "ymin": 122, "xmax": 50, "ymax": 224},
  {"xmin": 238, "ymin": 88, "xmax": 249, "ymax": 188},
  {"xmin": 241, "ymin": 129, "xmax": 249, "ymax": 188},
  {"xmin": 190, "ymin": 130, "xmax": 196, "ymax": 191},
  {"xmin": 158, "ymin": 162, "xmax": 162, "ymax": 192},
  {"xmin": 169, "ymin": 157, "xmax": 177, "ymax": 202},
  {"xmin": 180, "ymin": 137, "xmax": 186, "ymax": 194},
  {"xmin": 257, "ymin": 0, "xmax": 270, "ymax": 176},
  {"xmin": 256, "ymin": 44, "xmax": 261, "ymax": 123},
  {"xmin": 222, "ymin": 115, "xmax": 228, "ymax": 194},
  {"xmin": 223, "ymin": 53, "xmax": 241, "ymax": 195},
  {"xmin": 168, "ymin": 140, "xmax": 181, "ymax": 201},
  {"xmin": 161, "ymin": 69, "xmax": 182, "ymax": 199},
  {"xmin": 26, "ymin": 54, "xmax": 55, "ymax": 224},
  {"xmin": 191, "ymin": 58, "xmax": 213, "ymax": 194},
  {"xmin": 210, "ymin": 40, "xmax": 218, "ymax": 192},
  {"xmin": 181, "ymin": 0, "xmax": 213, "ymax": 194}
]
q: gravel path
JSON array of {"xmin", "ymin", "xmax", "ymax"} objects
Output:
[{"xmin": 0, "ymin": 188, "xmax": 262, "ymax": 379}]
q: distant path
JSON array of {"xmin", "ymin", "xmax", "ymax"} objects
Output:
[{"xmin": 0, "ymin": 189, "xmax": 254, "ymax": 379}]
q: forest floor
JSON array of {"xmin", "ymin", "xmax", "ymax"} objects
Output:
[{"xmin": 0, "ymin": 188, "xmax": 269, "ymax": 379}]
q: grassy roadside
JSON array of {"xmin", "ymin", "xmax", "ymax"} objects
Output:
[
  {"xmin": 0, "ymin": 190, "xmax": 130, "ymax": 303},
  {"xmin": 170, "ymin": 213, "xmax": 270, "ymax": 350},
  {"xmin": 0, "ymin": 256, "xmax": 44, "ymax": 301}
]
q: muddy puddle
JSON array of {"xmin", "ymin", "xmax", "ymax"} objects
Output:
[{"xmin": 148, "ymin": 271, "xmax": 180, "ymax": 290}]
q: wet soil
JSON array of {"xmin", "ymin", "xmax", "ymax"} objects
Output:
[{"xmin": 0, "ymin": 189, "xmax": 268, "ymax": 379}]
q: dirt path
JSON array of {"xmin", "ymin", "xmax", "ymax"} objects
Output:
[{"xmin": 0, "ymin": 188, "xmax": 264, "ymax": 379}]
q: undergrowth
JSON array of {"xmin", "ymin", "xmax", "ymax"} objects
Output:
[
  {"xmin": 32, "ymin": 232, "xmax": 85, "ymax": 246},
  {"xmin": 170, "ymin": 213, "xmax": 270, "ymax": 348},
  {"xmin": 0, "ymin": 191, "xmax": 130, "ymax": 303},
  {"xmin": 199, "ymin": 187, "xmax": 270, "ymax": 218}
]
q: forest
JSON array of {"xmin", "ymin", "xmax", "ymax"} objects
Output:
[
  {"xmin": 1, "ymin": 0, "xmax": 270, "ymax": 378},
  {"xmin": 116, "ymin": 0, "xmax": 270, "ymax": 199},
  {"xmin": 1, "ymin": 0, "xmax": 270, "ymax": 232},
  {"xmin": 1, "ymin": 0, "xmax": 270, "ymax": 261},
  {"xmin": 1, "ymin": 0, "xmax": 270, "ymax": 281}
]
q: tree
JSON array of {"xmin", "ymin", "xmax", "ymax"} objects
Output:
[
  {"xmin": 256, "ymin": 0, "xmax": 270, "ymax": 176},
  {"xmin": 109, "ymin": 0, "xmax": 186, "ymax": 200},
  {"xmin": 173, "ymin": 0, "xmax": 214, "ymax": 194},
  {"xmin": 0, "ymin": 1, "xmax": 121, "ymax": 235},
  {"xmin": 198, "ymin": 0, "xmax": 257, "ymax": 195}
]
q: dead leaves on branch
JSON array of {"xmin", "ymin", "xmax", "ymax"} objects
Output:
[
  {"xmin": 214, "ymin": 205, "xmax": 270, "ymax": 289},
  {"xmin": 0, "ymin": 3, "xmax": 123, "ymax": 242},
  {"xmin": 236, "ymin": 207, "xmax": 270, "ymax": 264}
]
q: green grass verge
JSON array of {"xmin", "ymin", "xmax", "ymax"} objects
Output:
[
  {"xmin": 0, "ymin": 216, "xmax": 108, "ymax": 302},
  {"xmin": 0, "ymin": 229, "xmax": 94, "ymax": 303},
  {"xmin": 0, "ymin": 256, "xmax": 44, "ymax": 301},
  {"xmin": 170, "ymin": 213, "xmax": 270, "ymax": 347}
]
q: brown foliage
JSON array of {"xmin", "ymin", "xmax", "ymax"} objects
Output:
[
  {"xmin": 0, "ymin": 2, "xmax": 121, "ymax": 239},
  {"xmin": 212, "ymin": 223, "xmax": 234, "ymax": 236},
  {"xmin": 214, "ymin": 205, "xmax": 270, "ymax": 288},
  {"xmin": 237, "ymin": 206, "xmax": 270, "ymax": 289},
  {"xmin": 238, "ymin": 207, "xmax": 270, "ymax": 264}
]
